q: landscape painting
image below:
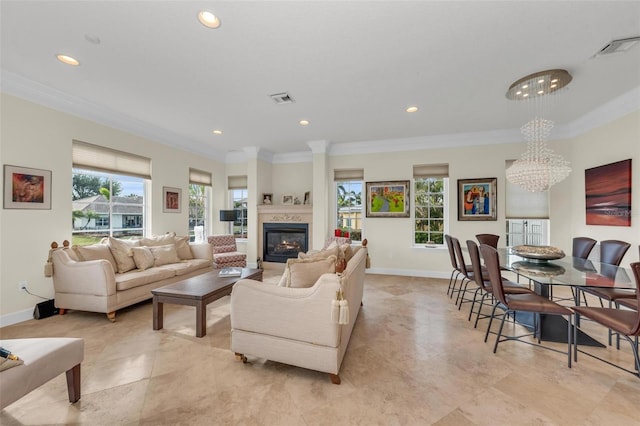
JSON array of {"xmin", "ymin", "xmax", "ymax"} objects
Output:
[
  {"xmin": 585, "ymin": 159, "xmax": 631, "ymax": 226},
  {"xmin": 366, "ymin": 180, "xmax": 410, "ymax": 217}
]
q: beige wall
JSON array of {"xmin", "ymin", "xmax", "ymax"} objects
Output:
[
  {"xmin": 1, "ymin": 93, "xmax": 638, "ymax": 324},
  {"xmin": 0, "ymin": 94, "xmax": 224, "ymax": 324}
]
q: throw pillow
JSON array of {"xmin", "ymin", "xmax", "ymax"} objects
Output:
[
  {"xmin": 131, "ymin": 247, "xmax": 155, "ymax": 270},
  {"xmin": 298, "ymin": 245, "xmax": 340, "ymax": 261},
  {"xmin": 72, "ymin": 244, "xmax": 118, "ymax": 273},
  {"xmin": 149, "ymin": 244, "xmax": 181, "ymax": 267},
  {"xmin": 288, "ymin": 255, "xmax": 337, "ymax": 288},
  {"xmin": 175, "ymin": 236, "xmax": 194, "ymax": 260},
  {"xmin": 139, "ymin": 232, "xmax": 177, "ymax": 247},
  {"xmin": 107, "ymin": 237, "xmax": 139, "ymax": 273}
]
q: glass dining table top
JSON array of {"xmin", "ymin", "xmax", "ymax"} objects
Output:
[{"xmin": 497, "ymin": 248, "xmax": 635, "ymax": 289}]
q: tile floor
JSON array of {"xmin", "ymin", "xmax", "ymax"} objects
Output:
[{"xmin": 1, "ymin": 271, "xmax": 639, "ymax": 425}]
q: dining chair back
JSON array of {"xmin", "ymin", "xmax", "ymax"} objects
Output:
[
  {"xmin": 480, "ymin": 244, "xmax": 573, "ymax": 367},
  {"xmin": 600, "ymin": 240, "xmax": 631, "ymax": 266},
  {"xmin": 572, "ymin": 237, "xmax": 597, "ymax": 259},
  {"xmin": 476, "ymin": 233, "xmax": 499, "ymax": 248},
  {"xmin": 451, "ymin": 236, "xmax": 473, "ymax": 305},
  {"xmin": 445, "ymin": 234, "xmax": 460, "ymax": 296}
]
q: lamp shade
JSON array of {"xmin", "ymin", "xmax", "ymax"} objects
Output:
[{"xmin": 219, "ymin": 210, "xmax": 237, "ymax": 222}]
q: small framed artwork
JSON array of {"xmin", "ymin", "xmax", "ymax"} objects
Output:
[
  {"xmin": 366, "ymin": 180, "xmax": 410, "ymax": 218},
  {"xmin": 458, "ymin": 178, "xmax": 497, "ymax": 221},
  {"xmin": 3, "ymin": 165, "xmax": 52, "ymax": 210},
  {"xmin": 303, "ymin": 191, "xmax": 311, "ymax": 205},
  {"xmin": 262, "ymin": 193, "xmax": 273, "ymax": 205},
  {"xmin": 585, "ymin": 159, "xmax": 631, "ymax": 226},
  {"xmin": 162, "ymin": 186, "xmax": 181, "ymax": 213},
  {"xmin": 282, "ymin": 194, "xmax": 294, "ymax": 205}
]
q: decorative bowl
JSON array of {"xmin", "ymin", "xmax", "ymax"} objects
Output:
[
  {"xmin": 511, "ymin": 261, "xmax": 566, "ymax": 277},
  {"xmin": 511, "ymin": 245, "xmax": 565, "ymax": 263}
]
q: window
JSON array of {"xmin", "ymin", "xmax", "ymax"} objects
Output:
[
  {"xmin": 72, "ymin": 140, "xmax": 150, "ymax": 246},
  {"xmin": 72, "ymin": 169, "xmax": 145, "ymax": 245},
  {"xmin": 230, "ymin": 189, "xmax": 248, "ymax": 238},
  {"xmin": 189, "ymin": 168, "xmax": 212, "ymax": 242},
  {"xmin": 413, "ymin": 164, "xmax": 449, "ymax": 246},
  {"xmin": 335, "ymin": 169, "xmax": 363, "ymax": 242}
]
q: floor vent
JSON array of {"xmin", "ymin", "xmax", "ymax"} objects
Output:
[{"xmin": 269, "ymin": 92, "xmax": 295, "ymax": 104}]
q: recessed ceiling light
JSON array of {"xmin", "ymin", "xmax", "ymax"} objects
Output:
[
  {"xmin": 406, "ymin": 106, "xmax": 419, "ymax": 113},
  {"xmin": 56, "ymin": 54, "xmax": 79, "ymax": 66},
  {"xmin": 212, "ymin": 129, "xmax": 223, "ymax": 135},
  {"xmin": 198, "ymin": 11, "xmax": 221, "ymax": 29},
  {"xmin": 299, "ymin": 120, "xmax": 310, "ymax": 126}
]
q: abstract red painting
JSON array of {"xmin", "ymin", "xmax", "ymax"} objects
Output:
[{"xmin": 585, "ymin": 159, "xmax": 632, "ymax": 226}]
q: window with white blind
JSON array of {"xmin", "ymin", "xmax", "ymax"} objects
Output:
[
  {"xmin": 413, "ymin": 164, "xmax": 449, "ymax": 246},
  {"xmin": 71, "ymin": 140, "xmax": 150, "ymax": 245},
  {"xmin": 334, "ymin": 169, "xmax": 363, "ymax": 242},
  {"xmin": 189, "ymin": 168, "xmax": 211, "ymax": 242},
  {"xmin": 505, "ymin": 159, "xmax": 549, "ymax": 246},
  {"xmin": 228, "ymin": 175, "xmax": 248, "ymax": 239}
]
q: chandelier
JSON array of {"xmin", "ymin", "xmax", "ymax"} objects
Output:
[{"xmin": 506, "ymin": 69, "xmax": 573, "ymax": 192}]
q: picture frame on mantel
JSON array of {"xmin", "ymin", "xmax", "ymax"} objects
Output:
[
  {"xmin": 457, "ymin": 178, "xmax": 497, "ymax": 221},
  {"xmin": 282, "ymin": 194, "xmax": 294, "ymax": 205},
  {"xmin": 162, "ymin": 186, "xmax": 181, "ymax": 213},
  {"xmin": 3, "ymin": 164, "xmax": 52, "ymax": 210}
]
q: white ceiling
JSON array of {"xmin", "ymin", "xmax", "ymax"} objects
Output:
[{"xmin": 2, "ymin": 1, "xmax": 639, "ymax": 162}]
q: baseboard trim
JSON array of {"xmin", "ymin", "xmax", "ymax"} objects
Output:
[
  {"xmin": 366, "ymin": 268, "xmax": 450, "ymax": 279},
  {"xmin": 0, "ymin": 307, "xmax": 33, "ymax": 328}
]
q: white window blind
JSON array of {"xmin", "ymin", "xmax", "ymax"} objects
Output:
[
  {"xmin": 334, "ymin": 169, "xmax": 364, "ymax": 181},
  {"xmin": 189, "ymin": 168, "xmax": 212, "ymax": 186},
  {"xmin": 505, "ymin": 160, "xmax": 549, "ymax": 219},
  {"xmin": 72, "ymin": 140, "xmax": 151, "ymax": 179},
  {"xmin": 413, "ymin": 163, "xmax": 449, "ymax": 178},
  {"xmin": 227, "ymin": 175, "xmax": 247, "ymax": 189}
]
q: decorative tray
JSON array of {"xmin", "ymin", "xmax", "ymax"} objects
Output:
[{"xmin": 511, "ymin": 245, "xmax": 565, "ymax": 263}]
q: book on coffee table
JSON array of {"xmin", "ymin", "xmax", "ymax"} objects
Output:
[{"xmin": 219, "ymin": 267, "xmax": 242, "ymax": 277}]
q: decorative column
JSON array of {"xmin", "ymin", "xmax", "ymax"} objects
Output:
[
  {"xmin": 243, "ymin": 146, "xmax": 260, "ymax": 268},
  {"xmin": 307, "ymin": 140, "xmax": 330, "ymax": 250}
]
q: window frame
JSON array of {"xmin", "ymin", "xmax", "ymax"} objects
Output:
[
  {"xmin": 335, "ymin": 179, "xmax": 363, "ymax": 242},
  {"xmin": 230, "ymin": 188, "xmax": 248, "ymax": 239},
  {"xmin": 413, "ymin": 177, "xmax": 449, "ymax": 247}
]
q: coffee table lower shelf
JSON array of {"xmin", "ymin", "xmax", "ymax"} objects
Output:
[{"xmin": 151, "ymin": 268, "xmax": 262, "ymax": 337}]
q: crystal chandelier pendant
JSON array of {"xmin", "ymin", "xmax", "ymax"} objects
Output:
[{"xmin": 505, "ymin": 69, "xmax": 573, "ymax": 192}]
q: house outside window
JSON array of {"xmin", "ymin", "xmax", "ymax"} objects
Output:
[{"xmin": 72, "ymin": 169, "xmax": 145, "ymax": 245}]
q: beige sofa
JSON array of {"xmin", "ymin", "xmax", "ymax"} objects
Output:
[
  {"xmin": 230, "ymin": 240, "xmax": 368, "ymax": 384},
  {"xmin": 50, "ymin": 234, "xmax": 214, "ymax": 321}
]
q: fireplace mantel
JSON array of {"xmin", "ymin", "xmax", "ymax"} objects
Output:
[{"xmin": 258, "ymin": 205, "xmax": 313, "ymax": 263}]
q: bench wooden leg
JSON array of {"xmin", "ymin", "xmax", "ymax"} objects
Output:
[
  {"xmin": 59, "ymin": 308, "xmax": 66, "ymax": 315},
  {"xmin": 329, "ymin": 373, "xmax": 341, "ymax": 385},
  {"xmin": 106, "ymin": 311, "xmax": 116, "ymax": 322},
  {"xmin": 65, "ymin": 364, "xmax": 81, "ymax": 403}
]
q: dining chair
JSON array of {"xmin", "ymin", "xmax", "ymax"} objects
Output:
[
  {"xmin": 581, "ymin": 240, "xmax": 632, "ymax": 307},
  {"xmin": 572, "ymin": 237, "xmax": 597, "ymax": 259},
  {"xmin": 445, "ymin": 235, "xmax": 463, "ymax": 297},
  {"xmin": 476, "ymin": 233, "xmax": 499, "ymax": 248},
  {"xmin": 451, "ymin": 236, "xmax": 476, "ymax": 306},
  {"xmin": 466, "ymin": 240, "xmax": 532, "ymax": 328},
  {"xmin": 573, "ymin": 262, "xmax": 640, "ymax": 376},
  {"xmin": 480, "ymin": 244, "xmax": 574, "ymax": 367}
]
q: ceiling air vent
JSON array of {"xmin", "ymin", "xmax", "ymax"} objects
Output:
[
  {"xmin": 596, "ymin": 36, "xmax": 640, "ymax": 55},
  {"xmin": 269, "ymin": 92, "xmax": 295, "ymax": 104}
]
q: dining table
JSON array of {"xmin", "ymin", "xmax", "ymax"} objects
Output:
[{"xmin": 496, "ymin": 248, "xmax": 636, "ymax": 347}]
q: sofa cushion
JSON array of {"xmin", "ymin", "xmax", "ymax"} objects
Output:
[
  {"xmin": 149, "ymin": 244, "xmax": 181, "ymax": 267},
  {"xmin": 107, "ymin": 237, "xmax": 139, "ymax": 273},
  {"xmin": 139, "ymin": 232, "xmax": 176, "ymax": 247},
  {"xmin": 131, "ymin": 246, "xmax": 155, "ymax": 271},
  {"xmin": 72, "ymin": 244, "xmax": 118, "ymax": 272},
  {"xmin": 175, "ymin": 236, "xmax": 194, "ymax": 260},
  {"xmin": 157, "ymin": 259, "xmax": 212, "ymax": 276},
  {"xmin": 213, "ymin": 244, "xmax": 236, "ymax": 254},
  {"xmin": 213, "ymin": 252, "xmax": 246, "ymax": 263},
  {"xmin": 114, "ymin": 268, "xmax": 176, "ymax": 291},
  {"xmin": 298, "ymin": 245, "xmax": 340, "ymax": 261},
  {"xmin": 287, "ymin": 256, "xmax": 337, "ymax": 288}
]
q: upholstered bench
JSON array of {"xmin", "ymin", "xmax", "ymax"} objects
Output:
[{"xmin": 0, "ymin": 337, "xmax": 84, "ymax": 409}]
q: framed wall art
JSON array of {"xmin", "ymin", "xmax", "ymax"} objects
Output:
[
  {"xmin": 282, "ymin": 194, "xmax": 294, "ymax": 205},
  {"xmin": 365, "ymin": 180, "xmax": 410, "ymax": 218},
  {"xmin": 457, "ymin": 178, "xmax": 497, "ymax": 221},
  {"xmin": 162, "ymin": 186, "xmax": 181, "ymax": 213},
  {"xmin": 585, "ymin": 159, "xmax": 631, "ymax": 226},
  {"xmin": 262, "ymin": 193, "xmax": 273, "ymax": 205},
  {"xmin": 3, "ymin": 165, "xmax": 52, "ymax": 210}
]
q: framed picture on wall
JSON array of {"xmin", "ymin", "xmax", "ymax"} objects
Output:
[
  {"xmin": 162, "ymin": 186, "xmax": 181, "ymax": 213},
  {"xmin": 457, "ymin": 178, "xmax": 497, "ymax": 221},
  {"xmin": 3, "ymin": 165, "xmax": 52, "ymax": 210},
  {"xmin": 365, "ymin": 180, "xmax": 410, "ymax": 217}
]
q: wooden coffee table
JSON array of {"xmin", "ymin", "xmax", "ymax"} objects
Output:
[{"xmin": 152, "ymin": 268, "xmax": 262, "ymax": 337}]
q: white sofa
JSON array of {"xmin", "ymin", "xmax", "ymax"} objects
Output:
[
  {"xmin": 230, "ymin": 241, "xmax": 368, "ymax": 384},
  {"xmin": 50, "ymin": 235, "xmax": 214, "ymax": 321}
]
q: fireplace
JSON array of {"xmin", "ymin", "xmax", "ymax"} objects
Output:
[{"xmin": 263, "ymin": 223, "xmax": 309, "ymax": 263}]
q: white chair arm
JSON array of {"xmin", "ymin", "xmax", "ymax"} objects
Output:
[{"xmin": 51, "ymin": 250, "xmax": 116, "ymax": 297}]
